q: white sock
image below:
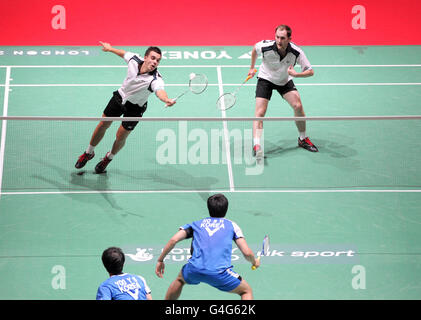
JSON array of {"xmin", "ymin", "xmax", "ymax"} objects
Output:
[
  {"xmin": 299, "ymin": 132, "xmax": 306, "ymax": 140},
  {"xmin": 106, "ymin": 151, "xmax": 114, "ymax": 160},
  {"xmin": 253, "ymin": 138, "xmax": 261, "ymax": 146},
  {"xmin": 86, "ymin": 145, "xmax": 95, "ymax": 154}
]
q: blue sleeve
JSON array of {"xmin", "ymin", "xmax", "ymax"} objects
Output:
[
  {"xmin": 231, "ymin": 221, "xmax": 244, "ymax": 240},
  {"xmin": 180, "ymin": 223, "xmax": 193, "ymax": 238},
  {"xmin": 96, "ymin": 284, "xmax": 112, "ymax": 300}
]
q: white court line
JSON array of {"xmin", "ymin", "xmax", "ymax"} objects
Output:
[
  {"xmin": 217, "ymin": 66, "xmax": 235, "ymax": 192},
  {"xmin": 0, "ymin": 67, "xmax": 11, "ymax": 199},
  {"xmin": 1, "ymin": 189, "xmax": 421, "ymax": 196}
]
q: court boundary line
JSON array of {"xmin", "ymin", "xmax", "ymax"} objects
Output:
[
  {"xmin": 0, "ymin": 67, "xmax": 11, "ymax": 200},
  {"xmin": 1, "ymin": 189, "xmax": 421, "ymax": 196},
  {"xmin": 216, "ymin": 66, "xmax": 235, "ymax": 191}
]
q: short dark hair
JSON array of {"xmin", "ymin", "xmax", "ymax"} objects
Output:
[
  {"xmin": 102, "ymin": 247, "xmax": 125, "ymax": 275},
  {"xmin": 207, "ymin": 194, "xmax": 229, "ymax": 218},
  {"xmin": 144, "ymin": 46, "xmax": 162, "ymax": 57},
  {"xmin": 275, "ymin": 25, "xmax": 292, "ymax": 38}
]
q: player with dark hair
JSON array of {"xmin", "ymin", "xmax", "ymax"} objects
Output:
[
  {"xmin": 249, "ymin": 25, "xmax": 318, "ymax": 160},
  {"xmin": 75, "ymin": 41, "xmax": 175, "ymax": 173},
  {"xmin": 97, "ymin": 247, "xmax": 152, "ymax": 300},
  {"xmin": 155, "ymin": 194, "xmax": 259, "ymax": 300}
]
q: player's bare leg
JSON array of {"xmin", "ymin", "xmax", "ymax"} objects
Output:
[
  {"xmin": 283, "ymin": 90, "xmax": 318, "ymax": 152},
  {"xmin": 94, "ymin": 124, "xmax": 131, "ymax": 173},
  {"xmin": 110, "ymin": 124, "xmax": 131, "ymax": 155},
  {"xmin": 229, "ymin": 279, "xmax": 253, "ymax": 300},
  {"xmin": 252, "ymin": 97, "xmax": 268, "ymax": 159},
  {"xmin": 75, "ymin": 114, "xmax": 112, "ymax": 169},
  {"xmin": 165, "ymin": 271, "xmax": 186, "ymax": 300},
  {"xmin": 90, "ymin": 114, "xmax": 113, "ymax": 147},
  {"xmin": 282, "ymin": 90, "xmax": 306, "ymax": 133}
]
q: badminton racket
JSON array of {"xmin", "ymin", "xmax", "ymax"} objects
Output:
[
  {"xmin": 252, "ymin": 235, "xmax": 269, "ymax": 270},
  {"xmin": 165, "ymin": 73, "xmax": 208, "ymax": 107},
  {"xmin": 217, "ymin": 69, "xmax": 257, "ymax": 111}
]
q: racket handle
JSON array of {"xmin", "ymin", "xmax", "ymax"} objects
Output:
[
  {"xmin": 164, "ymin": 90, "xmax": 187, "ymax": 108},
  {"xmin": 251, "ymin": 256, "xmax": 261, "ymax": 270},
  {"xmin": 174, "ymin": 92, "xmax": 185, "ymax": 101},
  {"xmin": 245, "ymin": 69, "xmax": 258, "ymax": 82}
]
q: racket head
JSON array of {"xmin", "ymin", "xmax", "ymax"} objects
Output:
[
  {"xmin": 252, "ymin": 235, "xmax": 269, "ymax": 270},
  {"xmin": 216, "ymin": 93, "xmax": 236, "ymax": 111},
  {"xmin": 261, "ymin": 235, "xmax": 270, "ymax": 256},
  {"xmin": 189, "ymin": 73, "xmax": 208, "ymax": 94}
]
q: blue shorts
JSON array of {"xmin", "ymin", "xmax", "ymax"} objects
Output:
[{"xmin": 181, "ymin": 263, "xmax": 242, "ymax": 292}]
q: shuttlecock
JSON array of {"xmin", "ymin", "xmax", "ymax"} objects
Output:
[{"xmin": 189, "ymin": 73, "xmax": 196, "ymax": 80}]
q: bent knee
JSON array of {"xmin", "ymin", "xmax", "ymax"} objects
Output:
[
  {"xmin": 292, "ymin": 102, "xmax": 303, "ymax": 112},
  {"xmin": 99, "ymin": 120, "xmax": 113, "ymax": 129},
  {"xmin": 176, "ymin": 272, "xmax": 186, "ymax": 285},
  {"xmin": 116, "ymin": 126, "xmax": 131, "ymax": 140},
  {"xmin": 231, "ymin": 279, "xmax": 252, "ymax": 295},
  {"xmin": 255, "ymin": 106, "xmax": 267, "ymax": 117}
]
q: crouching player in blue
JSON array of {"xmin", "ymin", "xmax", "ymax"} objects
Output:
[
  {"xmin": 97, "ymin": 247, "xmax": 152, "ymax": 300},
  {"xmin": 155, "ymin": 194, "xmax": 260, "ymax": 300}
]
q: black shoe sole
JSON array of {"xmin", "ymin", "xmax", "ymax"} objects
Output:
[{"xmin": 298, "ymin": 144, "xmax": 319, "ymax": 152}]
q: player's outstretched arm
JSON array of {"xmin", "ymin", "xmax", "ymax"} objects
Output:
[
  {"xmin": 235, "ymin": 238, "xmax": 260, "ymax": 269},
  {"xmin": 156, "ymin": 89, "xmax": 176, "ymax": 107},
  {"xmin": 99, "ymin": 41, "xmax": 126, "ymax": 58},
  {"xmin": 155, "ymin": 229, "xmax": 187, "ymax": 278}
]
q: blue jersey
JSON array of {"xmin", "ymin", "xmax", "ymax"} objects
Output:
[
  {"xmin": 180, "ymin": 217, "xmax": 244, "ymax": 273},
  {"xmin": 96, "ymin": 273, "xmax": 151, "ymax": 300}
]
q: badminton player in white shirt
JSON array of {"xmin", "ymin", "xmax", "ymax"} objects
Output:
[
  {"xmin": 75, "ymin": 41, "xmax": 175, "ymax": 173},
  {"xmin": 249, "ymin": 25, "xmax": 318, "ymax": 160}
]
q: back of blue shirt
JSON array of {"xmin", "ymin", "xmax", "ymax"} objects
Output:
[
  {"xmin": 96, "ymin": 273, "xmax": 151, "ymax": 300},
  {"xmin": 180, "ymin": 218, "xmax": 244, "ymax": 273}
]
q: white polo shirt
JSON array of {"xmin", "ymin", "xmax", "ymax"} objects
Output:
[
  {"xmin": 255, "ymin": 40, "xmax": 312, "ymax": 86},
  {"xmin": 118, "ymin": 51, "xmax": 165, "ymax": 106}
]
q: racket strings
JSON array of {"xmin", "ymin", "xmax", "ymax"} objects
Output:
[
  {"xmin": 189, "ymin": 74, "xmax": 208, "ymax": 94},
  {"xmin": 262, "ymin": 236, "xmax": 270, "ymax": 255},
  {"xmin": 217, "ymin": 93, "xmax": 236, "ymax": 111},
  {"xmin": 216, "ymin": 71, "xmax": 256, "ymax": 111}
]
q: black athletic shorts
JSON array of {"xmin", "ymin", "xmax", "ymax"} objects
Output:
[
  {"xmin": 103, "ymin": 91, "xmax": 147, "ymax": 131},
  {"xmin": 255, "ymin": 78, "xmax": 297, "ymax": 100}
]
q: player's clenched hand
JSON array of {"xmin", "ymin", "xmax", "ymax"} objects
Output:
[
  {"xmin": 248, "ymin": 68, "xmax": 257, "ymax": 78},
  {"xmin": 165, "ymin": 99, "xmax": 176, "ymax": 107},
  {"xmin": 252, "ymin": 257, "xmax": 261, "ymax": 269},
  {"xmin": 287, "ymin": 65, "xmax": 298, "ymax": 77}
]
